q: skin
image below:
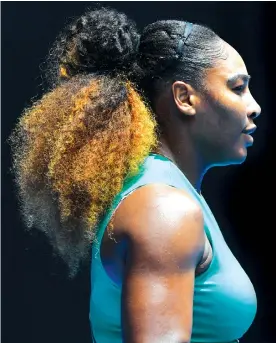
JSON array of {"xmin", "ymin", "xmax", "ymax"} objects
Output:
[
  {"xmin": 100, "ymin": 41, "xmax": 261, "ymax": 343},
  {"xmin": 154, "ymin": 42, "xmax": 261, "ymax": 191}
]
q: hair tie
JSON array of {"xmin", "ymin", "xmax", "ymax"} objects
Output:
[{"xmin": 177, "ymin": 22, "xmax": 193, "ymax": 58}]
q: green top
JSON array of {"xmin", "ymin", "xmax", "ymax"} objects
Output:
[{"xmin": 89, "ymin": 153, "xmax": 257, "ymax": 343}]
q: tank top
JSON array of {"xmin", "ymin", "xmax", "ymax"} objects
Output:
[{"xmin": 89, "ymin": 153, "xmax": 257, "ymax": 343}]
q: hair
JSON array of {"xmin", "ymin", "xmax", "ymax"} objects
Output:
[{"xmin": 8, "ymin": 5, "xmax": 226, "ymax": 278}]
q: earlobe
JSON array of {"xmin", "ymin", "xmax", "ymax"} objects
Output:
[
  {"xmin": 184, "ymin": 105, "xmax": 196, "ymax": 116},
  {"xmin": 172, "ymin": 81, "xmax": 196, "ymax": 117}
]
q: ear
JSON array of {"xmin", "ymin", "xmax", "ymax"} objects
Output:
[{"xmin": 171, "ymin": 81, "xmax": 197, "ymax": 116}]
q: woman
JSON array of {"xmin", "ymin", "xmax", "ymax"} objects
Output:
[{"xmin": 8, "ymin": 6, "xmax": 261, "ymax": 343}]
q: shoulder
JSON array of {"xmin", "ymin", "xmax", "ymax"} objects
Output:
[
  {"xmin": 113, "ymin": 183, "xmax": 205, "ymax": 266},
  {"xmin": 118, "ymin": 184, "xmax": 204, "ymax": 342}
]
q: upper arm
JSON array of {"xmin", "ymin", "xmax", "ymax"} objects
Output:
[{"xmin": 119, "ymin": 185, "xmax": 205, "ymax": 343}]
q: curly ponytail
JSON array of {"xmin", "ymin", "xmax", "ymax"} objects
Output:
[{"xmin": 8, "ymin": 7, "xmax": 158, "ymax": 278}]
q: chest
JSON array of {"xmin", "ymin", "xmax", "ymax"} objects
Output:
[{"xmin": 191, "ymin": 210, "xmax": 257, "ymax": 341}]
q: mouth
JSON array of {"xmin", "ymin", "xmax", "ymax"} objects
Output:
[{"xmin": 242, "ymin": 125, "xmax": 257, "ymax": 135}]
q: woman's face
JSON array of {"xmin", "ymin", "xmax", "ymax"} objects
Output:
[{"xmin": 192, "ymin": 42, "xmax": 261, "ymax": 167}]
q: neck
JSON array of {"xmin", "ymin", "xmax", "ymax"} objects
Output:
[
  {"xmin": 152, "ymin": 88, "xmax": 210, "ymax": 193},
  {"xmin": 152, "ymin": 134, "xmax": 208, "ymax": 194}
]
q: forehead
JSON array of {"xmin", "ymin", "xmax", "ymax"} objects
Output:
[{"xmin": 206, "ymin": 41, "xmax": 248, "ymax": 81}]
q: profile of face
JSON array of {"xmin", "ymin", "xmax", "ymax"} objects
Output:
[{"xmin": 174, "ymin": 41, "xmax": 262, "ymax": 167}]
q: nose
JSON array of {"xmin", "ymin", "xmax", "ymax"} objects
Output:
[{"xmin": 247, "ymin": 94, "xmax": 261, "ymax": 121}]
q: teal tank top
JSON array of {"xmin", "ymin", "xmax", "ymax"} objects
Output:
[{"xmin": 89, "ymin": 153, "xmax": 257, "ymax": 343}]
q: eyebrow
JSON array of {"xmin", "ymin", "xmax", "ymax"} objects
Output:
[{"xmin": 227, "ymin": 74, "xmax": 251, "ymax": 84}]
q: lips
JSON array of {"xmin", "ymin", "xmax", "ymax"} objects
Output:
[{"xmin": 242, "ymin": 125, "xmax": 257, "ymax": 135}]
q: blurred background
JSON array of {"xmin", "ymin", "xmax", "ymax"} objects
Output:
[{"xmin": 2, "ymin": 2, "xmax": 275, "ymax": 342}]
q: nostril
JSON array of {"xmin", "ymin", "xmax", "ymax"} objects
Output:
[{"xmin": 250, "ymin": 112, "xmax": 259, "ymax": 120}]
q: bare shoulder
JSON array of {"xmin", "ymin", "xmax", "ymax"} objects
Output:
[
  {"xmin": 113, "ymin": 183, "xmax": 205, "ymax": 264},
  {"xmin": 116, "ymin": 184, "xmax": 205, "ymax": 342}
]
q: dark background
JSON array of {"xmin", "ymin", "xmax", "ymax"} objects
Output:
[{"xmin": 2, "ymin": 2, "xmax": 275, "ymax": 343}]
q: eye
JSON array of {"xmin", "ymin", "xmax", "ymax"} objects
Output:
[{"xmin": 233, "ymin": 84, "xmax": 246, "ymax": 94}]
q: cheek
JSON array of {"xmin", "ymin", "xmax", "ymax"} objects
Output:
[
  {"xmin": 206, "ymin": 91, "xmax": 247, "ymax": 137},
  {"xmin": 195, "ymin": 95, "xmax": 248, "ymax": 158}
]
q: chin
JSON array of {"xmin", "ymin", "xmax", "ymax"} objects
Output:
[
  {"xmin": 234, "ymin": 146, "xmax": 248, "ymax": 164},
  {"xmin": 213, "ymin": 148, "xmax": 248, "ymax": 167}
]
